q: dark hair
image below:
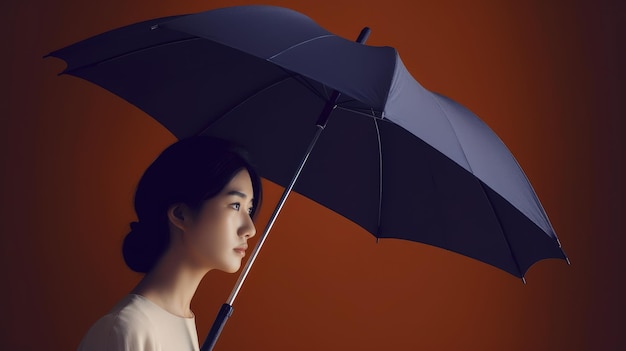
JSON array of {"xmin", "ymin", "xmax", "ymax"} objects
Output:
[{"xmin": 122, "ymin": 136, "xmax": 262, "ymax": 273}]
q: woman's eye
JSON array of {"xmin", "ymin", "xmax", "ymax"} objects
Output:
[
  {"xmin": 247, "ymin": 207, "xmax": 254, "ymax": 215},
  {"xmin": 231, "ymin": 203, "xmax": 241, "ymax": 211}
]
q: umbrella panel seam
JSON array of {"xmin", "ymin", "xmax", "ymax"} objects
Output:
[{"xmin": 429, "ymin": 94, "xmax": 474, "ymax": 173}]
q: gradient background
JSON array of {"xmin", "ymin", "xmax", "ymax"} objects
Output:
[{"xmin": 2, "ymin": 0, "xmax": 624, "ymax": 349}]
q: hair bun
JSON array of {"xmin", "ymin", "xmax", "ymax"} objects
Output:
[
  {"xmin": 122, "ymin": 221, "xmax": 161, "ymax": 273},
  {"xmin": 129, "ymin": 221, "xmax": 147, "ymax": 236}
]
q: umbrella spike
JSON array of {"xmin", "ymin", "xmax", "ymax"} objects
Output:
[{"xmin": 356, "ymin": 27, "xmax": 371, "ymax": 44}]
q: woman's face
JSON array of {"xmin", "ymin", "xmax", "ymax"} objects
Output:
[{"xmin": 183, "ymin": 169, "xmax": 257, "ymax": 273}]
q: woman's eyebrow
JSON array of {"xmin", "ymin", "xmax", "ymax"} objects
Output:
[{"xmin": 226, "ymin": 190, "xmax": 248, "ymax": 199}]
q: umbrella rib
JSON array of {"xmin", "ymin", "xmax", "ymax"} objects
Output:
[
  {"xmin": 272, "ymin": 68, "xmax": 384, "ymax": 115},
  {"xmin": 60, "ymin": 37, "xmax": 200, "ymax": 75},
  {"xmin": 477, "ymin": 181, "xmax": 525, "ymax": 281},
  {"xmin": 428, "ymin": 94, "xmax": 525, "ymax": 279},
  {"xmin": 288, "ymin": 71, "xmax": 330, "ymax": 101},
  {"xmin": 196, "ymin": 75, "xmax": 294, "ymax": 136},
  {"xmin": 373, "ymin": 116, "xmax": 384, "ymax": 237},
  {"xmin": 196, "ymin": 65, "xmax": 365, "ymax": 136},
  {"xmin": 267, "ymin": 34, "xmax": 336, "ymax": 60},
  {"xmin": 269, "ymin": 67, "xmax": 378, "ymax": 114},
  {"xmin": 269, "ymin": 64, "xmax": 337, "ymax": 103},
  {"xmin": 273, "ymin": 61, "xmax": 372, "ymax": 105},
  {"xmin": 335, "ymin": 105, "xmax": 385, "ymax": 120}
]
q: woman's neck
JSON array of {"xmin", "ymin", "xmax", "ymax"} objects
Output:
[{"xmin": 131, "ymin": 247, "xmax": 209, "ymax": 318}]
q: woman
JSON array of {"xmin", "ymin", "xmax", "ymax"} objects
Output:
[{"xmin": 78, "ymin": 136, "xmax": 262, "ymax": 351}]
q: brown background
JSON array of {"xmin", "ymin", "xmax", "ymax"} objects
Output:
[{"xmin": 2, "ymin": 0, "xmax": 624, "ymax": 350}]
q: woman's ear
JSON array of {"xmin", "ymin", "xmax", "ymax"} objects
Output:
[{"xmin": 167, "ymin": 203, "xmax": 191, "ymax": 232}]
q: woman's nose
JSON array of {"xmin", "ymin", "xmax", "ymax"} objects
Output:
[{"xmin": 239, "ymin": 214, "xmax": 256, "ymax": 239}]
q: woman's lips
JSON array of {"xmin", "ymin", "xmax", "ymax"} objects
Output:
[{"xmin": 234, "ymin": 246, "xmax": 247, "ymax": 256}]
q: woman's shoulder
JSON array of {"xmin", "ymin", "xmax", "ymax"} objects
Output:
[
  {"xmin": 113, "ymin": 294, "xmax": 159, "ymax": 321},
  {"xmin": 77, "ymin": 295, "xmax": 160, "ymax": 351}
]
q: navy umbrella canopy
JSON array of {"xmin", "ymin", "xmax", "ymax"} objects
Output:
[{"xmin": 48, "ymin": 5, "xmax": 568, "ymax": 350}]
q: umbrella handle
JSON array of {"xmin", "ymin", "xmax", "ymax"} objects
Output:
[{"xmin": 200, "ymin": 303, "xmax": 233, "ymax": 351}]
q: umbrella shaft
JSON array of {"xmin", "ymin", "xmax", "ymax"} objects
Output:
[
  {"xmin": 225, "ymin": 23, "xmax": 372, "ymax": 309},
  {"xmin": 226, "ymin": 124, "xmax": 326, "ymax": 305}
]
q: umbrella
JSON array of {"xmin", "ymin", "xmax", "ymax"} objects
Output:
[{"xmin": 47, "ymin": 5, "xmax": 568, "ymax": 350}]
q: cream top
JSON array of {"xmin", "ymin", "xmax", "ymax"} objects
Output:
[{"xmin": 78, "ymin": 294, "xmax": 200, "ymax": 351}]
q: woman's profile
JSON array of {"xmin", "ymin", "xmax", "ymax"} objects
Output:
[{"xmin": 78, "ymin": 136, "xmax": 262, "ymax": 351}]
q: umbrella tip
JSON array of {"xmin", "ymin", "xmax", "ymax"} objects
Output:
[
  {"xmin": 521, "ymin": 277, "xmax": 527, "ymax": 285},
  {"xmin": 356, "ymin": 27, "xmax": 371, "ymax": 44}
]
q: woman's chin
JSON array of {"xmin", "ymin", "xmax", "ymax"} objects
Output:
[{"xmin": 218, "ymin": 262, "xmax": 242, "ymax": 274}]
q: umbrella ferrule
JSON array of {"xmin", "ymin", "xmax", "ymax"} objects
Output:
[{"xmin": 316, "ymin": 90, "xmax": 341, "ymax": 127}]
